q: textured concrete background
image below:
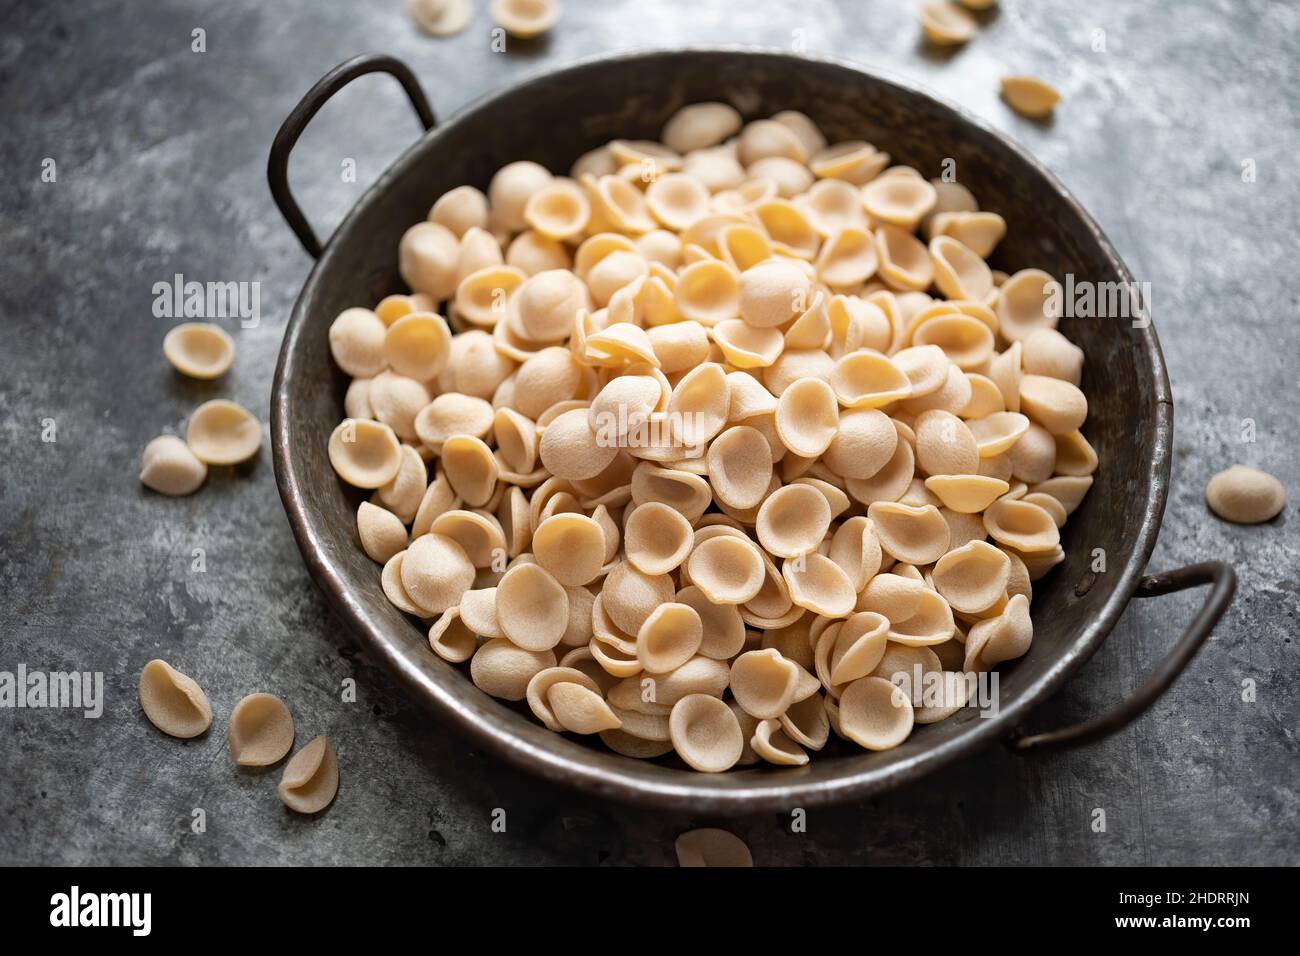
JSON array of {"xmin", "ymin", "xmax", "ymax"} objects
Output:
[{"xmin": 1, "ymin": 0, "xmax": 1296, "ymax": 865}]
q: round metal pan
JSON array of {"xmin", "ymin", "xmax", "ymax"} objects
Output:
[{"xmin": 268, "ymin": 49, "xmax": 1234, "ymax": 812}]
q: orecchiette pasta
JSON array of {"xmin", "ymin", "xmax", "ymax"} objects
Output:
[{"xmin": 319, "ymin": 108, "xmax": 1097, "ymax": 771}]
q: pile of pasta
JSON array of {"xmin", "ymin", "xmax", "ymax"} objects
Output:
[{"xmin": 324, "ymin": 104, "xmax": 1096, "ymax": 771}]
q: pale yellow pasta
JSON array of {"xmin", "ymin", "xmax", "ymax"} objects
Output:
[
  {"xmin": 489, "ymin": 160, "xmax": 554, "ymax": 231},
  {"xmin": 374, "ymin": 446, "xmax": 426, "ymax": 523},
  {"xmin": 227, "ymin": 693, "xmax": 294, "ymax": 767},
  {"xmin": 914, "ymin": 409, "xmax": 979, "ymax": 476},
  {"xmin": 429, "ymin": 510, "xmax": 506, "ymax": 566},
  {"xmin": 983, "ymin": 498, "xmax": 1060, "ymax": 553},
  {"xmin": 668, "ymin": 694, "xmax": 743, "ymax": 772},
  {"xmin": 917, "ymin": 1, "xmax": 977, "ymax": 45},
  {"xmin": 532, "ymin": 512, "xmax": 606, "ymax": 586},
  {"xmin": 624, "ymin": 501, "xmax": 694, "ymax": 575},
  {"xmin": 964, "ymin": 593, "xmax": 1034, "ymax": 671},
  {"xmin": 751, "ymin": 718, "xmax": 809, "ymax": 766},
  {"xmin": 429, "ymin": 184, "xmax": 488, "ymax": 237},
  {"xmin": 811, "ymin": 140, "xmax": 890, "ymax": 184},
  {"xmin": 737, "ymin": 118, "xmax": 808, "ymax": 166},
  {"xmin": 931, "ymin": 210, "xmax": 1006, "ymax": 259},
  {"xmin": 277, "ymin": 736, "xmax": 339, "ymax": 814},
  {"xmin": 754, "ymin": 199, "xmax": 820, "ymax": 259},
  {"xmin": 823, "ymin": 408, "xmax": 898, "ymax": 479},
  {"xmin": 677, "ymin": 585, "xmax": 747, "ymax": 660},
  {"xmin": 675, "ymin": 827, "xmax": 753, "ymax": 866},
  {"xmin": 756, "ymin": 483, "xmax": 832, "ymax": 558},
  {"xmin": 320, "ymin": 108, "xmax": 1103, "ymax": 771},
  {"xmin": 369, "ymin": 371, "xmax": 431, "ymax": 440},
  {"xmin": 875, "ymin": 225, "xmax": 935, "ymax": 291},
  {"xmin": 748, "ymin": 157, "xmax": 814, "ymax": 198},
  {"xmin": 707, "ymin": 426, "xmax": 773, "ymax": 509},
  {"xmin": 662, "ymin": 102, "xmax": 743, "ymax": 153},
  {"xmin": 775, "ymin": 378, "xmax": 839, "ymax": 457},
  {"xmin": 186, "ymin": 399, "xmax": 261, "ymax": 465},
  {"xmin": 931, "ymin": 540, "xmax": 1010, "ymax": 614},
  {"xmin": 163, "ymin": 322, "xmax": 234, "ymax": 379},
  {"xmin": 399, "ymin": 221, "xmax": 460, "ymax": 301},
  {"xmin": 1018, "ymin": 374, "xmax": 1088, "ymax": 435},
  {"xmin": 729, "ymin": 648, "xmax": 799, "ymax": 719},
  {"xmin": 1205, "ymin": 465, "xmax": 1285, "ymax": 524},
  {"xmin": 454, "ymin": 266, "xmax": 527, "ymax": 328},
  {"xmin": 829, "ymin": 350, "xmax": 911, "ymax": 408},
  {"xmin": 637, "ymin": 603, "xmax": 703, "ymax": 673},
  {"xmin": 140, "ymin": 434, "xmax": 207, "ymax": 496},
  {"xmin": 138, "ymin": 659, "xmax": 212, "ymax": 739},
  {"xmin": 674, "ymin": 258, "xmax": 741, "ymax": 325},
  {"xmin": 924, "ymin": 474, "xmax": 1009, "ymax": 513},
  {"xmin": 868, "ymin": 501, "xmax": 951, "ymax": 564},
  {"xmin": 400, "ymin": 532, "xmax": 476, "ymax": 616},
  {"xmin": 687, "ymin": 534, "xmax": 765, "ymax": 605},
  {"xmin": 783, "ymin": 552, "xmax": 856, "ymax": 617},
  {"xmin": 507, "ymin": 229, "xmax": 571, "ymax": 275},
  {"xmin": 408, "ymin": 0, "xmax": 473, "ymax": 36},
  {"xmin": 817, "ymin": 246, "xmax": 873, "ymax": 307},
  {"xmin": 357, "ymin": 501, "xmax": 407, "ymax": 564},
  {"xmin": 1001, "ymin": 75, "xmax": 1061, "ymax": 119},
  {"xmin": 539, "ymin": 408, "xmax": 619, "ymax": 481},
  {"xmin": 471, "ymin": 638, "xmax": 556, "ymax": 700}
]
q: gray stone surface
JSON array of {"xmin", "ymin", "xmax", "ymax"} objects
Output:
[{"xmin": 1, "ymin": 0, "xmax": 1296, "ymax": 865}]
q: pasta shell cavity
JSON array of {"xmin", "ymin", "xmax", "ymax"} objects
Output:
[
  {"xmin": 228, "ymin": 693, "xmax": 295, "ymax": 767},
  {"xmin": 830, "ymin": 351, "xmax": 912, "ymax": 408},
  {"xmin": 756, "ymin": 483, "xmax": 832, "ymax": 557},
  {"xmin": 638, "ymin": 603, "xmax": 704, "ymax": 673},
  {"xmin": 164, "ymin": 322, "xmax": 234, "ymax": 379},
  {"xmin": 775, "ymin": 378, "xmax": 840, "ymax": 457},
  {"xmin": 533, "ymin": 513, "xmax": 606, "ymax": 585},
  {"xmin": 321, "ymin": 108, "xmax": 1098, "ymax": 770},
  {"xmin": 839, "ymin": 677, "xmax": 914, "ymax": 750},
  {"xmin": 868, "ymin": 501, "xmax": 952, "ymax": 565},
  {"xmin": 982, "ymin": 498, "xmax": 1061, "ymax": 553},
  {"xmin": 687, "ymin": 535, "xmax": 765, "ymax": 605},
  {"xmin": 329, "ymin": 419, "xmax": 403, "ymax": 488},
  {"xmin": 138, "ymin": 659, "xmax": 212, "ymax": 739},
  {"xmin": 932, "ymin": 540, "xmax": 1011, "ymax": 614},
  {"xmin": 670, "ymin": 694, "xmax": 744, "ymax": 772},
  {"xmin": 625, "ymin": 501, "xmax": 694, "ymax": 574},
  {"xmin": 187, "ymin": 400, "xmax": 262, "ymax": 465},
  {"xmin": 277, "ymin": 736, "xmax": 340, "ymax": 814}
]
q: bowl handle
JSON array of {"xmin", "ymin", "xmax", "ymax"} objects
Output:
[
  {"xmin": 267, "ymin": 53, "xmax": 435, "ymax": 259},
  {"xmin": 1005, "ymin": 561, "xmax": 1236, "ymax": 753}
]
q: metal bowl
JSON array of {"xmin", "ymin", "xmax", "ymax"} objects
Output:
[{"xmin": 268, "ymin": 49, "xmax": 1233, "ymax": 812}]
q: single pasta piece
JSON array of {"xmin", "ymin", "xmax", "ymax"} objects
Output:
[
  {"xmin": 227, "ymin": 693, "xmax": 295, "ymax": 767},
  {"xmin": 277, "ymin": 736, "xmax": 340, "ymax": 814},
  {"xmin": 675, "ymin": 828, "xmax": 753, "ymax": 866},
  {"xmin": 407, "ymin": 0, "xmax": 473, "ymax": 37},
  {"xmin": 163, "ymin": 322, "xmax": 234, "ymax": 379},
  {"xmin": 669, "ymin": 694, "xmax": 744, "ymax": 772},
  {"xmin": 1001, "ymin": 75, "xmax": 1062, "ymax": 119},
  {"xmin": 916, "ymin": 2, "xmax": 977, "ymax": 46},
  {"xmin": 186, "ymin": 400, "xmax": 261, "ymax": 466},
  {"xmin": 140, "ymin": 435, "xmax": 207, "ymax": 496},
  {"xmin": 1205, "ymin": 465, "xmax": 1285, "ymax": 524},
  {"xmin": 138, "ymin": 659, "xmax": 212, "ymax": 739}
]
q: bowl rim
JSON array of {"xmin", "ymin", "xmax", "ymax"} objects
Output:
[{"xmin": 271, "ymin": 46, "xmax": 1173, "ymax": 812}]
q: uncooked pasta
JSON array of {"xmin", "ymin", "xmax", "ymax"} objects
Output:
[{"xmin": 317, "ymin": 105, "xmax": 1100, "ymax": 772}]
